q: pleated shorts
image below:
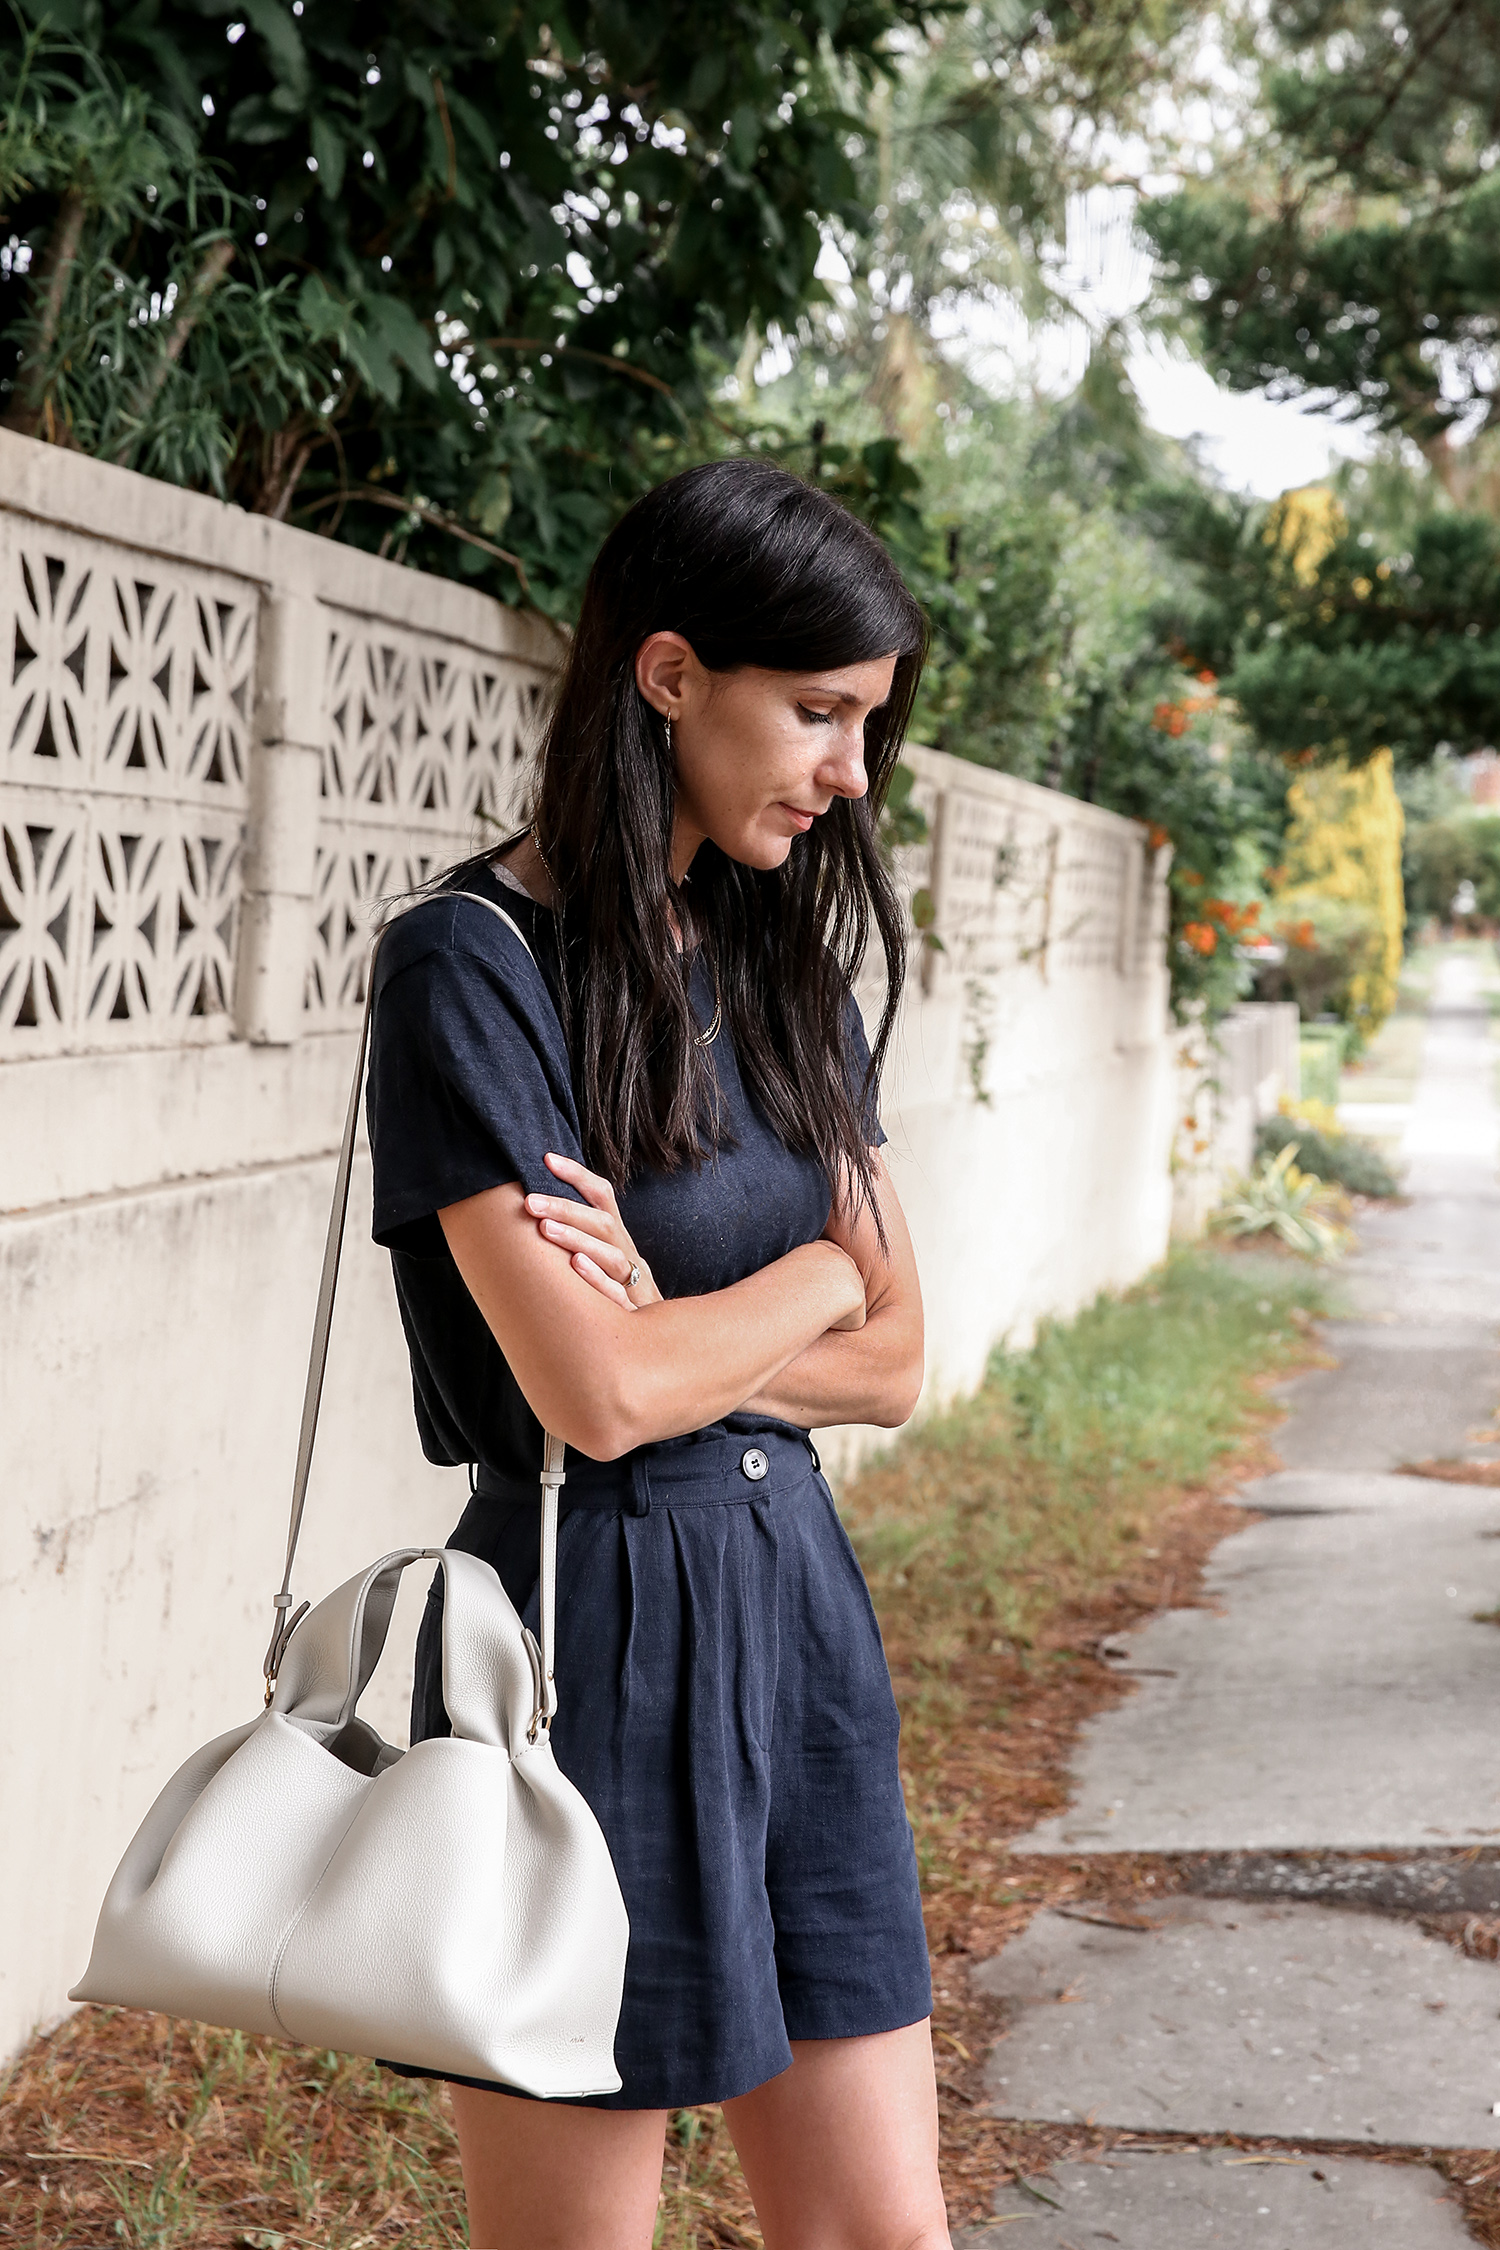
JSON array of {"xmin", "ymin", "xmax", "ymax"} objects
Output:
[{"xmin": 399, "ymin": 1420, "xmax": 932, "ymax": 2110}]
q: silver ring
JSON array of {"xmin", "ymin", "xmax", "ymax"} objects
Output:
[{"xmin": 627, "ymin": 1262, "xmax": 641, "ymax": 1290}]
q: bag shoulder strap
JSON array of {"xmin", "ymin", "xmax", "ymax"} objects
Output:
[{"xmin": 263, "ymin": 885, "xmax": 565, "ymax": 1741}]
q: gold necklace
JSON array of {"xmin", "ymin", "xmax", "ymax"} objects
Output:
[
  {"xmin": 528, "ymin": 824, "xmax": 560, "ymax": 899},
  {"xmin": 533, "ymin": 826, "xmax": 720, "ymax": 1043}
]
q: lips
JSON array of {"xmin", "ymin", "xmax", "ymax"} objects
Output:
[{"xmin": 777, "ymin": 803, "xmax": 816, "ymax": 832}]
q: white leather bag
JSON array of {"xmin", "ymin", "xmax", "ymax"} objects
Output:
[{"xmin": 70, "ymin": 894, "xmax": 630, "ymax": 2099}]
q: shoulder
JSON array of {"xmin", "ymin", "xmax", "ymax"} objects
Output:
[{"xmin": 374, "ymin": 877, "xmax": 547, "ymax": 1004}]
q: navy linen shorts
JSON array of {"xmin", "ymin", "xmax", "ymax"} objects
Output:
[{"xmin": 399, "ymin": 1422, "xmax": 932, "ymax": 2111}]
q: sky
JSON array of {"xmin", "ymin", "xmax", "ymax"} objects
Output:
[
  {"xmin": 1127, "ymin": 340, "xmax": 1377, "ymax": 497},
  {"xmin": 937, "ymin": 186, "xmax": 1379, "ymax": 501}
]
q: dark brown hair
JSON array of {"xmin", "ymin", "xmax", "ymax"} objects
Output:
[{"xmin": 474, "ymin": 458, "xmax": 927, "ymax": 1218}]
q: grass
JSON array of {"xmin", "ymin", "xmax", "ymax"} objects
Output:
[
  {"xmin": 0, "ymin": 1244, "xmax": 1330, "ymax": 2248},
  {"xmin": 841, "ymin": 1244, "xmax": 1328, "ymax": 1900},
  {"xmin": 848, "ymin": 1243, "xmax": 1325, "ymax": 1694}
]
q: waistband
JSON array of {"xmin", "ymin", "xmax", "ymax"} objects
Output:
[{"xmin": 474, "ymin": 1423, "xmax": 821, "ymax": 1517}]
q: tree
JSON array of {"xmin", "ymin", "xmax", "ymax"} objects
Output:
[
  {"xmin": 1139, "ymin": 472, "xmax": 1500, "ymax": 764},
  {"xmin": 1274, "ymin": 749, "xmax": 1406, "ymax": 1039},
  {"xmin": 0, "ymin": 0, "xmax": 931, "ymax": 609},
  {"xmin": 1405, "ymin": 807, "xmax": 1500, "ymax": 923},
  {"xmin": 1139, "ymin": 0, "xmax": 1500, "ymax": 455}
]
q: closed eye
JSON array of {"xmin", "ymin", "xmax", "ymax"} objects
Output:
[{"xmin": 797, "ymin": 704, "xmax": 836, "ymax": 726}]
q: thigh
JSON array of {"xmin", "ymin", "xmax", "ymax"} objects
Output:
[
  {"xmin": 722, "ymin": 2022, "xmax": 950, "ymax": 2250},
  {"xmin": 449, "ymin": 2083, "xmax": 667, "ymax": 2250}
]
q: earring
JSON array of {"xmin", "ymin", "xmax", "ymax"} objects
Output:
[{"xmin": 665, "ymin": 713, "xmax": 673, "ymax": 757}]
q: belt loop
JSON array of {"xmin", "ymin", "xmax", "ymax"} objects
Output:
[{"xmin": 628, "ymin": 1455, "xmax": 652, "ymax": 1517}]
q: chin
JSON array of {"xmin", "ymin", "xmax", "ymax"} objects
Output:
[{"xmin": 718, "ymin": 829, "xmax": 796, "ymax": 872}]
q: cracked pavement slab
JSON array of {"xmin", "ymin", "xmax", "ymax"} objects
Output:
[
  {"xmin": 1016, "ymin": 1470, "xmax": 1500, "ymax": 1853},
  {"xmin": 978, "ymin": 1898, "xmax": 1500, "ymax": 2150},
  {"xmin": 954, "ymin": 2148, "xmax": 1472, "ymax": 2248}
]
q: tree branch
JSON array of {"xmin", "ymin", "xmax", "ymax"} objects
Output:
[
  {"xmin": 294, "ymin": 483, "xmax": 539, "ymax": 601},
  {"xmin": 114, "ymin": 236, "xmax": 236, "ymax": 454},
  {"xmin": 431, "ymin": 71, "xmax": 458, "ymax": 200},
  {"xmin": 4, "ymin": 187, "xmax": 87, "ymax": 437},
  {"xmin": 472, "ymin": 335, "xmax": 677, "ymax": 399}
]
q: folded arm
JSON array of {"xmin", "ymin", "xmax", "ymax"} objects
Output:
[
  {"xmin": 739, "ymin": 1150, "xmax": 924, "ymax": 1430},
  {"xmin": 439, "ymin": 1183, "xmax": 866, "ymax": 1461}
]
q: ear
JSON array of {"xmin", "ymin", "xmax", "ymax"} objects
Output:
[{"xmin": 634, "ymin": 631, "xmax": 695, "ymax": 717}]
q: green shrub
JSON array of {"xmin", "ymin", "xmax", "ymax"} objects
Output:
[
  {"xmin": 1217, "ymin": 1143, "xmax": 1350, "ymax": 1258},
  {"xmin": 1256, "ymin": 1111, "xmax": 1400, "ymax": 1198}
]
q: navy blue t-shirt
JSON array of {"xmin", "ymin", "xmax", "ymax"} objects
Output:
[{"xmin": 366, "ymin": 868, "xmax": 883, "ymax": 1476}]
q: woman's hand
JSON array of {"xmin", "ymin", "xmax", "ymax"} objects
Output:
[
  {"xmin": 535, "ymin": 1153, "xmax": 867, "ymax": 1335},
  {"xmin": 525, "ymin": 1152, "xmax": 663, "ymax": 1312}
]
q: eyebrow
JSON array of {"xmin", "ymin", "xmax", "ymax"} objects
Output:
[{"xmin": 805, "ymin": 685, "xmax": 894, "ymax": 709}]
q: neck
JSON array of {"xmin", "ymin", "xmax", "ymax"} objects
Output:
[
  {"xmin": 517, "ymin": 818, "xmax": 699, "ymax": 899},
  {"xmin": 670, "ymin": 811, "xmax": 703, "ymax": 888},
  {"xmin": 503, "ymin": 831, "xmax": 556, "ymax": 907}
]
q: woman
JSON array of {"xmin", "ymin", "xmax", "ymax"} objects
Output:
[{"xmin": 367, "ymin": 458, "xmax": 948, "ymax": 2250}]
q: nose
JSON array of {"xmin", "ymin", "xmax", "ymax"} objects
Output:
[{"xmin": 820, "ymin": 723, "xmax": 868, "ymax": 802}]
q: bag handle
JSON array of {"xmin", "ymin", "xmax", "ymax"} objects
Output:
[{"xmin": 263, "ymin": 888, "xmax": 564, "ymax": 1743}]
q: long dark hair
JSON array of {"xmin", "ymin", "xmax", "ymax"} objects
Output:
[{"xmin": 488, "ymin": 458, "xmax": 926, "ymax": 1218}]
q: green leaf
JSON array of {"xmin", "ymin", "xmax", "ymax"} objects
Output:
[
  {"xmin": 295, "ymin": 270, "xmax": 347, "ymax": 341},
  {"xmin": 240, "ymin": 0, "xmax": 308, "ymax": 97},
  {"xmin": 730, "ymin": 105, "xmax": 762, "ymax": 159},
  {"xmin": 225, "ymin": 94, "xmax": 295, "ymax": 145},
  {"xmin": 470, "ymin": 469, "xmax": 512, "ymax": 536},
  {"xmin": 686, "ymin": 50, "xmax": 726, "ymax": 106},
  {"xmin": 362, "ymin": 292, "xmax": 437, "ymax": 394},
  {"xmin": 309, "ymin": 114, "xmax": 345, "ymax": 201}
]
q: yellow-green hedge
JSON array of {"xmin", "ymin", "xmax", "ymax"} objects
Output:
[{"xmin": 1277, "ymin": 748, "xmax": 1405, "ymax": 1041}]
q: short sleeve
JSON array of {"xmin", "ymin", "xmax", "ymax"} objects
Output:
[
  {"xmin": 843, "ymin": 988, "xmax": 887, "ymax": 1150},
  {"xmin": 367, "ymin": 897, "xmax": 586, "ymax": 1253}
]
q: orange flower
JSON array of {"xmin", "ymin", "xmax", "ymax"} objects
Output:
[
  {"xmin": 1182, "ymin": 921, "xmax": 1218, "ymax": 955},
  {"xmin": 1196, "ymin": 668, "xmax": 1218, "ymax": 686},
  {"xmin": 1202, "ymin": 898, "xmax": 1263, "ymax": 935},
  {"xmin": 1145, "ymin": 822, "xmax": 1171, "ymax": 852},
  {"xmin": 1178, "ymin": 869, "xmax": 1204, "ymax": 888},
  {"xmin": 1276, "ymin": 917, "xmax": 1316, "ymax": 949},
  {"xmin": 1153, "ymin": 701, "xmax": 1190, "ymax": 737}
]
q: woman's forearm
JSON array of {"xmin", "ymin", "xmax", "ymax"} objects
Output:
[
  {"xmin": 600, "ymin": 1252, "xmax": 863, "ymax": 1451},
  {"xmin": 742, "ymin": 1149, "xmax": 924, "ymax": 1430},
  {"xmin": 741, "ymin": 1296, "xmax": 923, "ymax": 1429},
  {"xmin": 441, "ymin": 1184, "xmax": 865, "ymax": 1459}
]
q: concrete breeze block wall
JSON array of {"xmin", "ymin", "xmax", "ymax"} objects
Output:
[{"xmin": 0, "ymin": 432, "xmax": 1175, "ymax": 2059}]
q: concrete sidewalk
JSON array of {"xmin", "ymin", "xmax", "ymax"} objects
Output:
[{"xmin": 963, "ymin": 950, "xmax": 1500, "ymax": 2245}]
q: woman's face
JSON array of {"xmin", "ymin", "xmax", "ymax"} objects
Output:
[{"xmin": 635, "ymin": 633, "xmax": 899, "ymax": 877}]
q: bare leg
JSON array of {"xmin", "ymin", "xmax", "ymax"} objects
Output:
[
  {"xmin": 722, "ymin": 2020, "xmax": 950, "ymax": 2250},
  {"xmin": 448, "ymin": 2084, "xmax": 668, "ymax": 2250}
]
